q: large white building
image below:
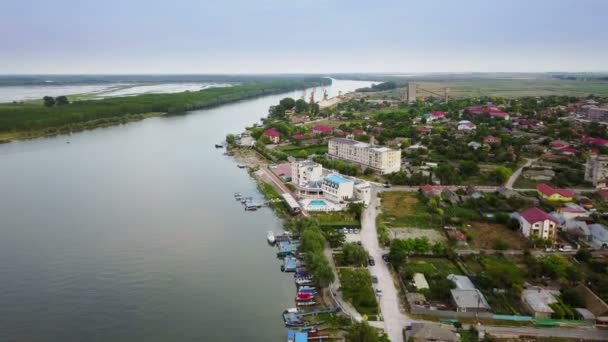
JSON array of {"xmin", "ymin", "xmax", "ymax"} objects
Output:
[
  {"xmin": 585, "ymin": 154, "xmax": 608, "ymax": 188},
  {"xmin": 291, "ymin": 161, "xmax": 324, "ymax": 198},
  {"xmin": 322, "ymin": 174, "xmax": 355, "ymax": 203},
  {"xmin": 518, "ymin": 207, "xmax": 558, "ymax": 242},
  {"xmin": 327, "ymin": 138, "xmax": 401, "ymax": 174}
]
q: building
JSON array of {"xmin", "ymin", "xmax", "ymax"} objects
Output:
[
  {"xmin": 522, "ymin": 169, "xmax": 555, "ymax": 181},
  {"xmin": 413, "ymin": 273, "xmax": 430, "ymax": 290},
  {"xmin": 584, "ymin": 106, "xmax": 608, "ymax": 123},
  {"xmin": 327, "ymin": 138, "xmax": 401, "ymax": 174},
  {"xmin": 405, "ymin": 322, "xmax": 459, "ymax": 342},
  {"xmin": 536, "ymin": 183, "xmax": 574, "ymax": 202},
  {"xmin": 522, "ymin": 287, "xmax": 559, "ymax": 319},
  {"xmin": 312, "ymin": 125, "xmax": 332, "ymax": 135},
  {"xmin": 557, "ymin": 203, "xmax": 588, "ymax": 220},
  {"xmin": 291, "ymin": 161, "xmax": 323, "ymax": 198},
  {"xmin": 457, "ymin": 120, "xmax": 476, "ymax": 132},
  {"xmin": 446, "ymin": 274, "xmax": 491, "ymax": 313},
  {"xmin": 518, "ymin": 207, "xmax": 558, "ymax": 242},
  {"xmin": 483, "ymin": 135, "xmax": 501, "ymax": 145},
  {"xmin": 321, "ymin": 174, "xmax": 354, "ymax": 203},
  {"xmin": 421, "ymin": 184, "xmax": 442, "ymax": 198},
  {"xmin": 263, "ymin": 128, "xmax": 280, "ymax": 144},
  {"xmin": 589, "ymin": 224, "xmax": 608, "ymax": 248},
  {"xmin": 585, "ymin": 154, "xmax": 608, "ymax": 188},
  {"xmin": 581, "ymin": 136, "xmax": 608, "ymax": 148},
  {"xmin": 468, "ymin": 141, "xmax": 482, "ymax": 150},
  {"xmin": 467, "ymin": 106, "xmax": 510, "ymax": 120},
  {"xmin": 354, "ymin": 181, "xmax": 371, "ymax": 205}
]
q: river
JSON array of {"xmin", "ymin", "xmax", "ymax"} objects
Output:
[{"xmin": 0, "ymin": 79, "xmax": 374, "ymax": 342}]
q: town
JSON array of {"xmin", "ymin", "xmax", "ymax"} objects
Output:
[{"xmin": 226, "ymin": 82, "xmax": 608, "ymax": 342}]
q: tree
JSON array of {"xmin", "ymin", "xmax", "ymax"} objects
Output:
[
  {"xmin": 346, "ymin": 321, "xmax": 385, "ymax": 342},
  {"xmin": 575, "ymin": 248, "xmax": 592, "ymax": 263},
  {"xmin": 342, "ymin": 242, "xmax": 369, "ymax": 267},
  {"xmin": 493, "ymin": 166, "xmax": 513, "ymax": 183},
  {"xmin": 295, "ymin": 99, "xmax": 309, "ymax": 113},
  {"xmin": 347, "ymin": 202, "xmax": 364, "ymax": 221},
  {"xmin": 279, "ymin": 97, "xmax": 296, "ymax": 110},
  {"xmin": 435, "ymin": 164, "xmax": 460, "ymax": 185},
  {"xmin": 55, "ymin": 96, "xmax": 69, "ymax": 106},
  {"xmin": 43, "ymin": 96, "xmax": 55, "ymax": 107},
  {"xmin": 225, "ymin": 134, "xmax": 236, "ymax": 146},
  {"xmin": 459, "ymin": 160, "xmax": 480, "ymax": 177}
]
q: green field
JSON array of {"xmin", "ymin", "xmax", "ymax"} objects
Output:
[{"xmin": 0, "ymin": 78, "xmax": 330, "ymax": 141}]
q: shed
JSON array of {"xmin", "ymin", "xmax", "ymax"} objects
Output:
[
  {"xmin": 413, "ymin": 273, "xmax": 430, "ymax": 290},
  {"xmin": 281, "ymin": 193, "xmax": 301, "ymax": 214},
  {"xmin": 451, "ymin": 289, "xmax": 491, "ymax": 312},
  {"xmin": 575, "ymin": 308, "xmax": 596, "ymax": 324}
]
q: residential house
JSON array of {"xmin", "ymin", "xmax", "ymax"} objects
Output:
[
  {"xmin": 447, "ymin": 274, "xmax": 491, "ymax": 313},
  {"xmin": 352, "ymin": 129, "xmax": 366, "ymax": 136},
  {"xmin": 589, "ymin": 224, "xmax": 608, "ymax": 248},
  {"xmin": 599, "ymin": 189, "xmax": 608, "ymax": 203},
  {"xmin": 558, "ymin": 147, "xmax": 579, "ymax": 156},
  {"xmin": 518, "ymin": 207, "xmax": 558, "ymax": 242},
  {"xmin": 290, "ymin": 114, "xmax": 309, "ymax": 124},
  {"xmin": 467, "ymin": 106, "xmax": 510, "ymax": 120},
  {"xmin": 557, "ymin": 203, "xmax": 588, "ymax": 220},
  {"xmin": 421, "ymin": 184, "xmax": 442, "ymax": 198},
  {"xmin": 416, "ymin": 125, "xmax": 433, "ymax": 134},
  {"xmin": 522, "ymin": 287, "xmax": 559, "ymax": 319},
  {"xmin": 405, "ymin": 322, "xmax": 459, "ymax": 342},
  {"xmin": 581, "ymin": 136, "xmax": 608, "ymax": 148},
  {"xmin": 468, "ymin": 141, "xmax": 482, "ymax": 150},
  {"xmin": 431, "ymin": 111, "xmax": 447, "ymax": 119},
  {"xmin": 312, "ymin": 125, "xmax": 332, "ymax": 136},
  {"xmin": 483, "ymin": 135, "xmax": 501, "ymax": 145},
  {"xmin": 264, "ymin": 128, "xmax": 281, "ymax": 144},
  {"xmin": 536, "ymin": 183, "xmax": 574, "ymax": 202},
  {"xmin": 442, "ymin": 188, "xmax": 461, "ymax": 205},
  {"xmin": 457, "ymin": 120, "xmax": 476, "ymax": 132}
]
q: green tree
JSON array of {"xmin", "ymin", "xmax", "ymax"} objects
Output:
[
  {"xmin": 459, "ymin": 160, "xmax": 480, "ymax": 177},
  {"xmin": 295, "ymin": 99, "xmax": 309, "ymax": 113},
  {"xmin": 225, "ymin": 134, "xmax": 236, "ymax": 146},
  {"xmin": 55, "ymin": 96, "xmax": 69, "ymax": 106},
  {"xmin": 279, "ymin": 97, "xmax": 296, "ymax": 110},
  {"xmin": 43, "ymin": 96, "xmax": 55, "ymax": 107},
  {"xmin": 435, "ymin": 164, "xmax": 460, "ymax": 184},
  {"xmin": 347, "ymin": 202, "xmax": 364, "ymax": 221},
  {"xmin": 494, "ymin": 166, "xmax": 513, "ymax": 183},
  {"xmin": 342, "ymin": 242, "xmax": 369, "ymax": 267},
  {"xmin": 346, "ymin": 321, "xmax": 384, "ymax": 342}
]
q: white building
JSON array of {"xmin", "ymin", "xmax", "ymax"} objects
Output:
[
  {"xmin": 322, "ymin": 174, "xmax": 354, "ymax": 203},
  {"xmin": 518, "ymin": 207, "xmax": 558, "ymax": 242},
  {"xmin": 354, "ymin": 181, "xmax": 371, "ymax": 205},
  {"xmin": 291, "ymin": 161, "xmax": 324, "ymax": 198},
  {"xmin": 327, "ymin": 138, "xmax": 401, "ymax": 175},
  {"xmin": 585, "ymin": 154, "xmax": 608, "ymax": 188},
  {"xmin": 457, "ymin": 120, "xmax": 476, "ymax": 132}
]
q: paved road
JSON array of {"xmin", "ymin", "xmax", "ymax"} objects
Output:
[
  {"xmin": 360, "ymin": 186, "xmax": 413, "ymax": 342},
  {"xmin": 505, "ymin": 158, "xmax": 536, "ymax": 189}
]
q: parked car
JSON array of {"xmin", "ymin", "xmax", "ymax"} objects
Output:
[
  {"xmin": 382, "ymin": 254, "xmax": 390, "ymax": 262},
  {"xmin": 375, "ymin": 289, "xmax": 382, "ymax": 297},
  {"xmin": 368, "ymin": 256, "xmax": 375, "ymax": 266},
  {"xmin": 383, "ymin": 182, "xmax": 391, "ymax": 188},
  {"xmin": 355, "ymin": 241, "xmax": 362, "ymax": 246},
  {"xmin": 371, "ymin": 275, "xmax": 378, "ymax": 284}
]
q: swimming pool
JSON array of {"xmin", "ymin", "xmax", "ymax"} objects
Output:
[{"xmin": 309, "ymin": 200, "xmax": 327, "ymax": 207}]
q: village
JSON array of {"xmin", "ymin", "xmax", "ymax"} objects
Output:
[{"xmin": 225, "ymin": 83, "xmax": 608, "ymax": 342}]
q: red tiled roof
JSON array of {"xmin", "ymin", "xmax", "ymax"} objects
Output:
[
  {"xmin": 559, "ymin": 206, "xmax": 586, "ymax": 213},
  {"xmin": 292, "ymin": 134, "xmax": 305, "ymax": 139},
  {"xmin": 352, "ymin": 129, "xmax": 366, "ymax": 135},
  {"xmin": 313, "ymin": 125, "xmax": 332, "ymax": 134},
  {"xmin": 520, "ymin": 207, "xmax": 558, "ymax": 224},
  {"xmin": 536, "ymin": 183, "xmax": 574, "ymax": 198},
  {"xmin": 416, "ymin": 126, "xmax": 432, "ymax": 132},
  {"xmin": 264, "ymin": 128, "xmax": 280, "ymax": 137},
  {"xmin": 559, "ymin": 147, "xmax": 579, "ymax": 154},
  {"xmin": 581, "ymin": 136, "xmax": 608, "ymax": 146},
  {"xmin": 421, "ymin": 184, "xmax": 441, "ymax": 193},
  {"xmin": 432, "ymin": 111, "xmax": 446, "ymax": 117}
]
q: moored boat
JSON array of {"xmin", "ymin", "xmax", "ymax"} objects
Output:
[{"xmin": 267, "ymin": 231, "xmax": 276, "ymax": 244}]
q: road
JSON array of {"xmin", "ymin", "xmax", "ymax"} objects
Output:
[
  {"xmin": 505, "ymin": 158, "xmax": 535, "ymax": 189},
  {"xmin": 258, "ymin": 166, "xmax": 309, "ymax": 217},
  {"xmin": 360, "ymin": 186, "xmax": 413, "ymax": 342}
]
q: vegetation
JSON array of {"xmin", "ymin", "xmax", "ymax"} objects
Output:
[
  {"xmin": 0, "ymin": 78, "xmax": 330, "ymax": 140},
  {"xmin": 295, "ymin": 218, "xmax": 335, "ymax": 287},
  {"xmin": 338, "ymin": 268, "xmax": 378, "ymax": 315},
  {"xmin": 345, "ymin": 321, "xmax": 389, "ymax": 342},
  {"xmin": 340, "ymin": 242, "xmax": 369, "ymax": 267},
  {"xmin": 379, "ymin": 192, "xmax": 439, "ymax": 229}
]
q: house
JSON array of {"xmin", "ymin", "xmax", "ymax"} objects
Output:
[
  {"xmin": 599, "ymin": 189, "xmax": 608, "ymax": 203},
  {"xmin": 405, "ymin": 322, "xmax": 459, "ymax": 342},
  {"xmin": 558, "ymin": 147, "xmax": 579, "ymax": 156},
  {"xmin": 352, "ymin": 129, "xmax": 366, "ymax": 136},
  {"xmin": 291, "ymin": 114, "xmax": 309, "ymax": 124},
  {"xmin": 421, "ymin": 184, "xmax": 442, "ymax": 198},
  {"xmin": 431, "ymin": 111, "xmax": 447, "ymax": 119},
  {"xmin": 450, "ymin": 289, "xmax": 491, "ymax": 313},
  {"xmin": 263, "ymin": 128, "xmax": 281, "ymax": 144},
  {"xmin": 557, "ymin": 203, "xmax": 588, "ymax": 220},
  {"xmin": 589, "ymin": 224, "xmax": 608, "ymax": 248},
  {"xmin": 483, "ymin": 135, "xmax": 501, "ymax": 145},
  {"xmin": 581, "ymin": 136, "xmax": 608, "ymax": 147},
  {"xmin": 416, "ymin": 125, "xmax": 432, "ymax": 133},
  {"xmin": 522, "ymin": 287, "xmax": 559, "ymax": 319},
  {"xmin": 312, "ymin": 125, "xmax": 332, "ymax": 135},
  {"xmin": 468, "ymin": 141, "xmax": 482, "ymax": 150},
  {"xmin": 457, "ymin": 120, "xmax": 476, "ymax": 132},
  {"xmin": 562, "ymin": 220, "xmax": 590, "ymax": 239},
  {"xmin": 536, "ymin": 183, "xmax": 574, "ymax": 202},
  {"xmin": 467, "ymin": 106, "xmax": 510, "ymax": 120},
  {"xmin": 585, "ymin": 154, "xmax": 608, "ymax": 188},
  {"xmin": 518, "ymin": 207, "xmax": 558, "ymax": 242},
  {"xmin": 442, "ymin": 188, "xmax": 461, "ymax": 205}
]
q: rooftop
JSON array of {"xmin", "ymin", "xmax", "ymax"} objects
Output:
[
  {"xmin": 451, "ymin": 289, "xmax": 491, "ymax": 310},
  {"xmin": 447, "ymin": 274, "xmax": 475, "ymax": 290},
  {"xmin": 324, "ymin": 174, "xmax": 351, "ymax": 185},
  {"xmin": 536, "ymin": 183, "xmax": 574, "ymax": 198},
  {"xmin": 520, "ymin": 207, "xmax": 558, "ymax": 224},
  {"xmin": 522, "ymin": 288, "xmax": 558, "ymax": 313}
]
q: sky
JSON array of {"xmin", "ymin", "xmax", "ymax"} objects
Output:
[{"xmin": 1, "ymin": 0, "xmax": 608, "ymax": 74}]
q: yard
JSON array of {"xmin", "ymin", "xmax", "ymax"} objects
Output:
[
  {"xmin": 464, "ymin": 221, "xmax": 527, "ymax": 250},
  {"xmin": 276, "ymin": 144, "xmax": 328, "ymax": 158},
  {"xmin": 380, "ymin": 192, "xmax": 439, "ymax": 229},
  {"xmin": 389, "ymin": 227, "xmax": 446, "ymax": 243},
  {"xmin": 401, "ymin": 257, "xmax": 462, "ymax": 303}
]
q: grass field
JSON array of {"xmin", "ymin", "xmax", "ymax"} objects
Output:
[
  {"xmin": 465, "ymin": 222, "xmax": 526, "ymax": 250},
  {"xmin": 367, "ymin": 78, "xmax": 608, "ymax": 99},
  {"xmin": 338, "ymin": 268, "xmax": 379, "ymax": 316},
  {"xmin": 380, "ymin": 192, "xmax": 439, "ymax": 229}
]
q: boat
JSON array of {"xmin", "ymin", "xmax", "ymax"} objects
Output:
[
  {"xmin": 296, "ymin": 301, "xmax": 317, "ymax": 307},
  {"xmin": 237, "ymin": 164, "xmax": 247, "ymax": 169},
  {"xmin": 295, "ymin": 278, "xmax": 314, "ymax": 286},
  {"xmin": 267, "ymin": 231, "xmax": 276, "ymax": 245},
  {"xmin": 215, "ymin": 143, "xmax": 223, "ymax": 148}
]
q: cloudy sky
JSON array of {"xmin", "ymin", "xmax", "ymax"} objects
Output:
[{"xmin": 2, "ymin": 0, "xmax": 607, "ymax": 74}]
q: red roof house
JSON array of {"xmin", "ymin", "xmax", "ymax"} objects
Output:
[
  {"xmin": 483, "ymin": 136, "xmax": 501, "ymax": 145},
  {"xmin": 352, "ymin": 129, "xmax": 367, "ymax": 136},
  {"xmin": 466, "ymin": 106, "xmax": 509, "ymax": 119},
  {"xmin": 520, "ymin": 207, "xmax": 558, "ymax": 225},
  {"xmin": 263, "ymin": 128, "xmax": 281, "ymax": 144},
  {"xmin": 536, "ymin": 183, "xmax": 574, "ymax": 201},
  {"xmin": 581, "ymin": 136, "xmax": 608, "ymax": 147},
  {"xmin": 312, "ymin": 125, "xmax": 332, "ymax": 135},
  {"xmin": 416, "ymin": 126, "xmax": 432, "ymax": 133},
  {"xmin": 558, "ymin": 147, "xmax": 579, "ymax": 156},
  {"xmin": 421, "ymin": 185, "xmax": 442, "ymax": 198},
  {"xmin": 432, "ymin": 111, "xmax": 446, "ymax": 118}
]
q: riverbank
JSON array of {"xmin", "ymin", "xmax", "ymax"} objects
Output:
[{"xmin": 0, "ymin": 78, "xmax": 331, "ymax": 142}]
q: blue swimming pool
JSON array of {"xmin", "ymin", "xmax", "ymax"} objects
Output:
[{"xmin": 309, "ymin": 200, "xmax": 327, "ymax": 207}]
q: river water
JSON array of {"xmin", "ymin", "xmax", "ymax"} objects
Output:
[{"xmin": 0, "ymin": 79, "xmax": 374, "ymax": 342}]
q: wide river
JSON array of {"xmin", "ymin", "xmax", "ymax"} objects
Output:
[{"xmin": 0, "ymin": 79, "xmax": 374, "ymax": 342}]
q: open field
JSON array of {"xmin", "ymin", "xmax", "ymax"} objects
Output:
[
  {"xmin": 380, "ymin": 192, "xmax": 439, "ymax": 229},
  {"xmin": 366, "ymin": 78, "xmax": 608, "ymax": 99},
  {"xmin": 465, "ymin": 222, "xmax": 527, "ymax": 250},
  {"xmin": 389, "ymin": 227, "xmax": 446, "ymax": 243}
]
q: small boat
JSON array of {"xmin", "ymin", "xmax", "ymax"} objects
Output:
[
  {"xmin": 215, "ymin": 143, "xmax": 223, "ymax": 148},
  {"xmin": 296, "ymin": 301, "xmax": 316, "ymax": 307},
  {"xmin": 237, "ymin": 164, "xmax": 247, "ymax": 169},
  {"xmin": 267, "ymin": 231, "xmax": 276, "ymax": 244},
  {"xmin": 295, "ymin": 278, "xmax": 314, "ymax": 286}
]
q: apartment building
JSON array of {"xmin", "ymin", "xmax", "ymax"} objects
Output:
[
  {"xmin": 327, "ymin": 138, "xmax": 401, "ymax": 174},
  {"xmin": 585, "ymin": 154, "xmax": 608, "ymax": 188}
]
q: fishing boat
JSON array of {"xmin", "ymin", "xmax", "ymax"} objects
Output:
[
  {"xmin": 267, "ymin": 231, "xmax": 276, "ymax": 244},
  {"xmin": 237, "ymin": 164, "xmax": 247, "ymax": 169},
  {"xmin": 296, "ymin": 301, "xmax": 316, "ymax": 307},
  {"xmin": 215, "ymin": 143, "xmax": 223, "ymax": 148},
  {"xmin": 295, "ymin": 278, "xmax": 314, "ymax": 286}
]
